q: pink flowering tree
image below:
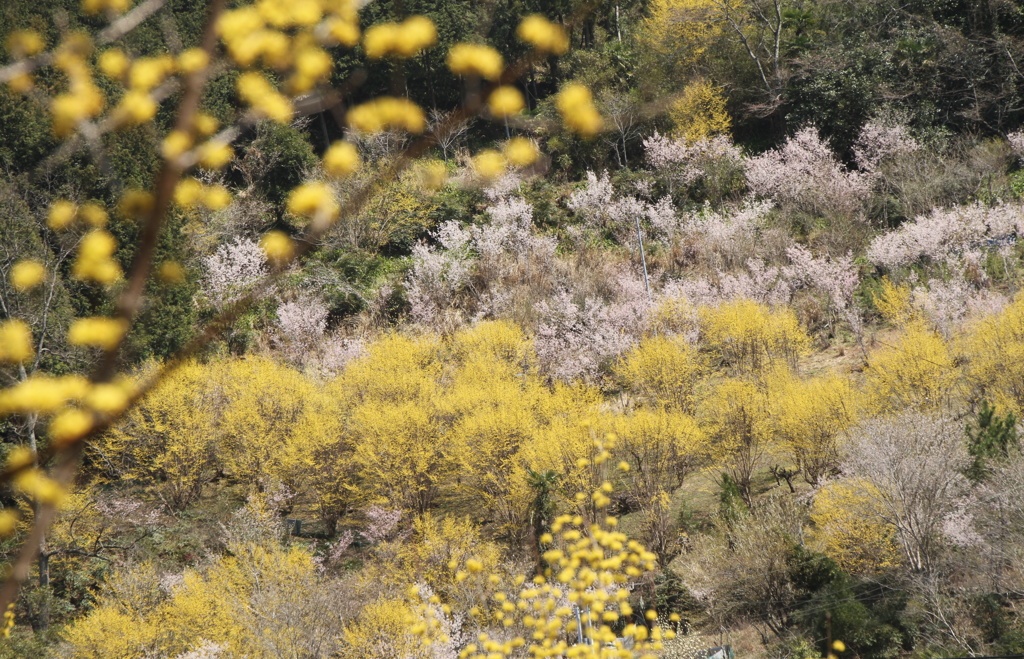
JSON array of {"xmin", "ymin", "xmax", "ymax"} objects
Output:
[
  {"xmin": 745, "ymin": 126, "xmax": 869, "ymax": 220},
  {"xmin": 534, "ymin": 274, "xmax": 651, "ymax": 383},
  {"xmin": 866, "ymin": 202, "xmax": 1024, "ymax": 271},
  {"xmin": 200, "ymin": 238, "xmax": 269, "ymax": 310},
  {"xmin": 274, "ymin": 293, "xmax": 330, "ymax": 367},
  {"xmin": 643, "ymin": 132, "xmax": 744, "ymax": 199},
  {"xmin": 854, "ymin": 116, "xmax": 921, "ymax": 176},
  {"xmin": 784, "ymin": 244, "xmax": 862, "ymax": 336}
]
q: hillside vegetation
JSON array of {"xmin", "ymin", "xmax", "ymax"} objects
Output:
[{"xmin": 2, "ymin": 0, "xmax": 1024, "ymax": 657}]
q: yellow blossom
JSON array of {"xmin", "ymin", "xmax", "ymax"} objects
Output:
[
  {"xmin": 173, "ymin": 178, "xmax": 204, "ymax": 207},
  {"xmin": 0, "ymin": 375, "xmax": 88, "ymax": 414},
  {"xmin": 346, "ymin": 97, "xmax": 425, "ymax": 134},
  {"xmin": 68, "ymin": 317, "xmax": 128, "ymax": 351},
  {"xmin": 415, "ymin": 159, "xmax": 447, "ymax": 190},
  {"xmin": 161, "ymin": 130, "xmax": 192, "ymax": 160},
  {"xmin": 47, "ymin": 200, "xmax": 77, "ymax": 230},
  {"xmin": 129, "ymin": 56, "xmax": 172, "ymax": 91},
  {"xmin": 98, "ymin": 48, "xmax": 129, "ymax": 79},
  {"xmin": 83, "ymin": 382, "xmax": 131, "ymax": 415},
  {"xmin": 236, "ymin": 73, "xmax": 293, "ymax": 123},
  {"xmin": 0, "ymin": 320, "xmax": 33, "ymax": 363},
  {"xmin": 10, "ymin": 260, "xmax": 46, "ymax": 291},
  {"xmin": 49, "ymin": 408, "xmax": 93, "ymax": 446},
  {"xmin": 73, "ymin": 230, "xmax": 121, "ymax": 283},
  {"xmin": 325, "ymin": 18, "xmax": 360, "ymax": 47},
  {"xmin": 517, "ymin": 15, "xmax": 570, "ymax": 54},
  {"xmin": 364, "ymin": 16, "xmax": 436, "ymax": 58},
  {"xmin": 287, "ymin": 181, "xmax": 338, "ymax": 219},
  {"xmin": 194, "ymin": 113, "xmax": 219, "ymax": 137},
  {"xmin": 14, "ymin": 468, "xmax": 64, "ymax": 504},
  {"xmin": 158, "ymin": 261, "xmax": 186, "ymax": 284},
  {"xmin": 472, "ymin": 149, "xmax": 506, "ymax": 179},
  {"xmin": 78, "ymin": 203, "xmax": 108, "ymax": 227},
  {"xmin": 6, "ymin": 30, "xmax": 45, "ymax": 58},
  {"xmin": 503, "ymin": 137, "xmax": 538, "ymax": 167},
  {"xmin": 323, "ymin": 141, "xmax": 360, "ymax": 177},
  {"xmin": 7, "ymin": 74, "xmax": 33, "ymax": 93},
  {"xmin": 0, "ymin": 510, "xmax": 17, "ymax": 537},
  {"xmin": 447, "ymin": 43, "xmax": 503, "ymax": 80},
  {"xmin": 202, "ymin": 185, "xmax": 232, "ymax": 210},
  {"xmin": 113, "ymin": 90, "xmax": 158, "ymax": 125},
  {"xmin": 260, "ymin": 230, "xmax": 295, "ymax": 266},
  {"xmin": 488, "ymin": 86, "xmax": 525, "ymax": 117},
  {"xmin": 177, "ymin": 47, "xmax": 209, "ymax": 74},
  {"xmin": 556, "ymin": 83, "xmax": 603, "ymax": 136},
  {"xmin": 119, "ymin": 189, "xmax": 154, "ymax": 220},
  {"xmin": 198, "ymin": 141, "xmax": 234, "ymax": 170}
]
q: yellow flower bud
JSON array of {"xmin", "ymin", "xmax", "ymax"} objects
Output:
[
  {"xmin": 259, "ymin": 230, "xmax": 295, "ymax": 267},
  {"xmin": 202, "ymin": 185, "xmax": 232, "ymax": 211},
  {"xmin": 173, "ymin": 178, "xmax": 204, "ymax": 207},
  {"xmin": 346, "ymin": 97, "xmax": 425, "ymax": 134},
  {"xmin": 447, "ymin": 43, "xmax": 503, "ymax": 80},
  {"xmin": 287, "ymin": 181, "xmax": 338, "ymax": 220},
  {"xmin": 10, "ymin": 260, "xmax": 46, "ymax": 292},
  {"xmin": 67, "ymin": 317, "xmax": 128, "ymax": 351},
  {"xmin": 161, "ymin": 130, "xmax": 192, "ymax": 160},
  {"xmin": 84, "ymin": 382, "xmax": 130, "ymax": 415},
  {"xmin": 14, "ymin": 468, "xmax": 64, "ymax": 504},
  {"xmin": 114, "ymin": 90, "xmax": 157, "ymax": 125},
  {"xmin": 198, "ymin": 141, "xmax": 234, "ymax": 170},
  {"xmin": 557, "ymin": 83, "xmax": 603, "ymax": 137},
  {"xmin": 78, "ymin": 202, "xmax": 108, "ymax": 227},
  {"xmin": 119, "ymin": 189, "xmax": 155, "ymax": 220},
  {"xmin": 158, "ymin": 260, "xmax": 186, "ymax": 284},
  {"xmin": 295, "ymin": 47, "xmax": 332, "ymax": 79},
  {"xmin": 472, "ymin": 149, "xmax": 506, "ymax": 180},
  {"xmin": 488, "ymin": 86, "xmax": 524, "ymax": 118},
  {"xmin": 49, "ymin": 408, "xmax": 93, "ymax": 446},
  {"xmin": 323, "ymin": 141, "xmax": 360, "ymax": 178},
  {"xmin": 8, "ymin": 74, "xmax": 33, "ymax": 93},
  {"xmin": 129, "ymin": 56, "xmax": 171, "ymax": 91},
  {"xmin": 504, "ymin": 137, "xmax": 538, "ymax": 167},
  {"xmin": 0, "ymin": 320, "xmax": 34, "ymax": 363},
  {"xmin": 177, "ymin": 47, "xmax": 209, "ymax": 74},
  {"xmin": 399, "ymin": 15, "xmax": 437, "ymax": 54},
  {"xmin": 194, "ymin": 113, "xmax": 219, "ymax": 137},
  {"xmin": 325, "ymin": 18, "xmax": 360, "ymax": 47},
  {"xmin": 6, "ymin": 30, "xmax": 45, "ymax": 58},
  {"xmin": 47, "ymin": 200, "xmax": 77, "ymax": 230},
  {"xmin": 517, "ymin": 15, "xmax": 570, "ymax": 55},
  {"xmin": 0, "ymin": 510, "xmax": 17, "ymax": 537}
]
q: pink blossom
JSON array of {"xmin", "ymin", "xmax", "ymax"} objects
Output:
[
  {"xmin": 643, "ymin": 132, "xmax": 743, "ymax": 191},
  {"xmin": 784, "ymin": 244, "xmax": 862, "ymax": 334},
  {"xmin": 201, "ymin": 238, "xmax": 268, "ymax": 309},
  {"xmin": 866, "ymin": 202, "xmax": 1024, "ymax": 269},
  {"xmin": 1008, "ymin": 130, "xmax": 1024, "ymax": 163},
  {"xmin": 912, "ymin": 273, "xmax": 1008, "ymax": 337},
  {"xmin": 745, "ymin": 126, "xmax": 869, "ymax": 218},
  {"xmin": 854, "ymin": 116, "xmax": 921, "ymax": 174},
  {"xmin": 534, "ymin": 274, "xmax": 651, "ymax": 382}
]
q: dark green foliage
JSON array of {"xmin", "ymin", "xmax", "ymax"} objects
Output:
[
  {"xmin": 965, "ymin": 401, "xmax": 1019, "ymax": 483},
  {"xmin": 717, "ymin": 473, "xmax": 747, "ymax": 525},
  {"xmin": 788, "ymin": 546, "xmax": 910, "ymax": 659},
  {"xmin": 651, "ymin": 568, "xmax": 700, "ymax": 627},
  {"xmin": 297, "ymin": 249, "xmax": 393, "ymax": 322},
  {"xmin": 230, "ymin": 122, "xmax": 318, "ymax": 213}
]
